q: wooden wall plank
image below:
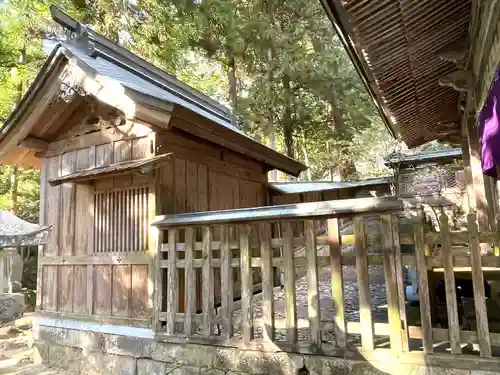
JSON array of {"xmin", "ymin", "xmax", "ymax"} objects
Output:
[
  {"xmin": 131, "ymin": 136, "xmax": 150, "ymax": 160},
  {"xmin": 354, "ymin": 216, "xmax": 374, "ymax": 351},
  {"xmin": 186, "ymin": 161, "xmax": 198, "ymax": 213},
  {"xmin": 73, "ymin": 265, "xmax": 87, "ymax": 313},
  {"xmin": 328, "ymin": 218, "xmax": 346, "ymax": 348},
  {"xmin": 260, "ymin": 222, "xmax": 274, "ymax": 341},
  {"xmin": 197, "ymin": 164, "xmax": 209, "ymax": 212},
  {"xmin": 36, "ymin": 161, "xmax": 47, "ymax": 310},
  {"xmin": 95, "ymin": 142, "xmax": 113, "ymax": 167},
  {"xmin": 131, "ymin": 265, "xmax": 149, "ymax": 319},
  {"xmin": 94, "ymin": 265, "xmax": 112, "ymax": 316},
  {"xmin": 75, "ymin": 184, "xmax": 94, "ymax": 255},
  {"xmin": 282, "ymin": 221, "xmax": 297, "ymax": 345},
  {"xmin": 113, "ymin": 139, "xmax": 132, "ymax": 163},
  {"xmin": 75, "ymin": 148, "xmax": 94, "ymax": 255},
  {"xmin": 45, "ymin": 156, "xmax": 61, "ymax": 256},
  {"xmin": 112, "ymin": 265, "xmax": 131, "ymax": 318},
  {"xmin": 87, "ymin": 265, "xmax": 94, "ymax": 315},
  {"xmin": 57, "ymin": 266, "xmax": 74, "ymax": 312},
  {"xmin": 174, "ymin": 158, "xmax": 187, "ymax": 213},
  {"xmin": 42, "ymin": 266, "xmax": 57, "ymax": 311},
  {"xmin": 440, "ymin": 213, "xmax": 461, "ymax": 354},
  {"xmin": 413, "ymin": 211, "xmax": 433, "ymax": 353}
]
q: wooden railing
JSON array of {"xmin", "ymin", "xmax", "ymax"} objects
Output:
[{"xmin": 152, "ymin": 197, "xmax": 499, "ymax": 358}]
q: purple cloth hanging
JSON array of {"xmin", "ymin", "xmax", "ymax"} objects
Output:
[{"xmin": 477, "ymin": 67, "xmax": 500, "ymax": 178}]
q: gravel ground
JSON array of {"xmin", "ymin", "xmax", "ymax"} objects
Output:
[{"xmin": 230, "ymin": 264, "xmax": 389, "ymax": 345}]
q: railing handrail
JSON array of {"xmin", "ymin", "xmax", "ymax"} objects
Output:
[{"xmin": 152, "ymin": 197, "xmax": 407, "ymax": 228}]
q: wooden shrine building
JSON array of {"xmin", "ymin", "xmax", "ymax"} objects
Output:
[
  {"xmin": 0, "ymin": 7, "xmax": 305, "ymax": 329},
  {"xmin": 2, "ymin": 2, "xmax": 500, "ymax": 375}
]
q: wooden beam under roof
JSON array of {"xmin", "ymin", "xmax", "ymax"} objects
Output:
[{"xmin": 18, "ymin": 136, "xmax": 48, "ymax": 151}]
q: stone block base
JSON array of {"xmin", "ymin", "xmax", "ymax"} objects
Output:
[
  {"xmin": 33, "ymin": 324, "xmax": 500, "ymax": 375},
  {"xmin": 0, "ymin": 293, "xmax": 24, "ymax": 322}
]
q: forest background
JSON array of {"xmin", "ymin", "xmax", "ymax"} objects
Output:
[{"xmin": 0, "ymin": 0, "xmax": 447, "ymax": 223}]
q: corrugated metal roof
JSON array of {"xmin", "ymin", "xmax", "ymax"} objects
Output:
[
  {"xmin": 385, "ymin": 148, "xmax": 463, "ymax": 166},
  {"xmin": 269, "ymin": 177, "xmax": 393, "ymax": 194},
  {"xmin": 323, "ymin": 0, "xmax": 471, "ymax": 147}
]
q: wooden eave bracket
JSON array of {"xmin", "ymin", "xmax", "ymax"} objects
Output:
[
  {"xmin": 438, "ymin": 47, "xmax": 468, "ymax": 66},
  {"xmin": 439, "ymin": 70, "xmax": 473, "ymax": 93},
  {"xmin": 18, "ymin": 136, "xmax": 48, "ymax": 151}
]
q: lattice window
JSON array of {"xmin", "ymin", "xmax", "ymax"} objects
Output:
[
  {"xmin": 398, "ymin": 166, "xmax": 465, "ymax": 197},
  {"xmin": 94, "ymin": 186, "xmax": 150, "ymax": 253}
]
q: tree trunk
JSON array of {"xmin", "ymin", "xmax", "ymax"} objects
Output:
[
  {"xmin": 227, "ymin": 48, "xmax": 238, "ymax": 127},
  {"xmin": 10, "ymin": 167, "xmax": 19, "ymax": 214},
  {"xmin": 282, "ymin": 74, "xmax": 294, "ymax": 160},
  {"xmin": 301, "ymin": 142, "xmax": 312, "ymax": 181},
  {"xmin": 267, "ymin": 48, "xmax": 278, "ymax": 181}
]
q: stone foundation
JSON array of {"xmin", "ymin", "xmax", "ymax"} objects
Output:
[{"xmin": 33, "ymin": 323, "xmax": 500, "ymax": 375}]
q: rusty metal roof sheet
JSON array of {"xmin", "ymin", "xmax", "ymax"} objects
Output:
[
  {"xmin": 322, "ymin": 0, "xmax": 471, "ymax": 147},
  {"xmin": 269, "ymin": 177, "xmax": 393, "ymax": 194}
]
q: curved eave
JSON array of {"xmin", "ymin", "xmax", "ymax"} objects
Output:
[{"xmin": 0, "ymin": 45, "xmax": 67, "ymax": 163}]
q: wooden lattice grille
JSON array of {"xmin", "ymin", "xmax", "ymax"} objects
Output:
[
  {"xmin": 398, "ymin": 166, "xmax": 465, "ymax": 197},
  {"xmin": 94, "ymin": 186, "xmax": 150, "ymax": 253}
]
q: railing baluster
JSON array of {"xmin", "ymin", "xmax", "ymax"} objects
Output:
[
  {"xmin": 440, "ymin": 212, "xmax": 461, "ymax": 354},
  {"xmin": 282, "ymin": 221, "xmax": 297, "ymax": 344},
  {"xmin": 381, "ymin": 214, "xmax": 402, "ymax": 352},
  {"xmin": 184, "ymin": 227, "xmax": 195, "ymax": 336},
  {"xmin": 413, "ymin": 210, "xmax": 433, "ymax": 353},
  {"xmin": 354, "ymin": 216, "xmax": 374, "ymax": 350},
  {"xmin": 468, "ymin": 214, "xmax": 492, "ymax": 357},
  {"xmin": 220, "ymin": 225, "xmax": 233, "ymax": 337},
  {"xmin": 260, "ymin": 222, "xmax": 275, "ymax": 341},
  {"xmin": 166, "ymin": 229, "xmax": 178, "ymax": 335},
  {"xmin": 328, "ymin": 218, "xmax": 346, "ymax": 349},
  {"xmin": 392, "ymin": 216, "xmax": 410, "ymax": 351},
  {"xmin": 240, "ymin": 224, "xmax": 253, "ymax": 343},
  {"xmin": 305, "ymin": 219, "xmax": 321, "ymax": 349},
  {"xmin": 202, "ymin": 227, "xmax": 214, "ymax": 337},
  {"xmin": 153, "ymin": 229, "xmax": 164, "ymax": 332}
]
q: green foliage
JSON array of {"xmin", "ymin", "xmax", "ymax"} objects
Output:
[{"xmin": 0, "ymin": 0, "xmax": 451, "ymax": 222}]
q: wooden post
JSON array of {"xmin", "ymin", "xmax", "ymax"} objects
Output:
[
  {"xmin": 328, "ymin": 218, "xmax": 346, "ymax": 349},
  {"xmin": 260, "ymin": 222, "xmax": 275, "ymax": 342},
  {"xmin": 413, "ymin": 210, "xmax": 433, "ymax": 353},
  {"xmin": 464, "ymin": 116, "xmax": 493, "ymax": 234},
  {"xmin": 166, "ymin": 229, "xmax": 178, "ymax": 335},
  {"xmin": 282, "ymin": 221, "xmax": 297, "ymax": 344},
  {"xmin": 305, "ymin": 219, "xmax": 321, "ymax": 349},
  {"xmin": 380, "ymin": 215, "xmax": 403, "ymax": 353},
  {"xmin": 354, "ymin": 216, "xmax": 374, "ymax": 351},
  {"xmin": 468, "ymin": 214, "xmax": 492, "ymax": 357},
  {"xmin": 153, "ymin": 229, "xmax": 164, "ymax": 332},
  {"xmin": 220, "ymin": 225, "xmax": 233, "ymax": 337},
  {"xmin": 184, "ymin": 227, "xmax": 195, "ymax": 336},
  {"xmin": 239, "ymin": 224, "xmax": 254, "ymax": 343},
  {"xmin": 440, "ymin": 213, "xmax": 461, "ymax": 354},
  {"xmin": 202, "ymin": 227, "xmax": 214, "ymax": 337},
  {"xmin": 392, "ymin": 216, "xmax": 410, "ymax": 351}
]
